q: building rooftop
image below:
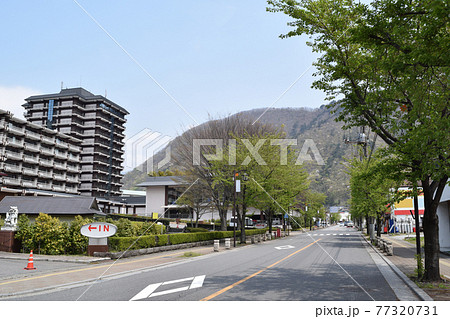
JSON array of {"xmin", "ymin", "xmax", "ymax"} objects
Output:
[
  {"xmin": 0, "ymin": 196, "xmax": 104, "ymax": 216},
  {"xmin": 24, "ymin": 87, "xmax": 129, "ymax": 115},
  {"xmin": 137, "ymin": 176, "xmax": 186, "ymax": 187}
]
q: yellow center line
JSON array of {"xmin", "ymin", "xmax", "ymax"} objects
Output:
[
  {"xmin": 200, "ymin": 239, "xmax": 321, "ymax": 301},
  {"xmin": 0, "ymin": 247, "xmax": 209, "ymax": 287}
]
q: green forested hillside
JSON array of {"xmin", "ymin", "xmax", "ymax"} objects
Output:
[{"xmin": 122, "ymin": 105, "xmax": 381, "ymax": 206}]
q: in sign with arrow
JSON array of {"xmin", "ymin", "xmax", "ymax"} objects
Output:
[{"xmin": 81, "ymin": 222, "xmax": 117, "ymax": 238}]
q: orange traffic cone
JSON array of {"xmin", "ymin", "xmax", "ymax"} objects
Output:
[{"xmin": 24, "ymin": 250, "xmax": 36, "ymax": 270}]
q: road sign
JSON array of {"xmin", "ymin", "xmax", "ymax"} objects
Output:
[{"xmin": 80, "ymin": 222, "xmax": 117, "ymax": 238}]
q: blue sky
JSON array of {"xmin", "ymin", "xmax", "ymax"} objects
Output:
[{"xmin": 0, "ymin": 0, "xmax": 327, "ymax": 140}]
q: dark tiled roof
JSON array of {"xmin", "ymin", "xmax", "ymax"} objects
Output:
[{"xmin": 0, "ymin": 196, "xmax": 104, "ymax": 216}]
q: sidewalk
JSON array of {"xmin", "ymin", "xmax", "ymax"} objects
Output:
[
  {"xmin": 380, "ymin": 234, "xmax": 450, "ymax": 280},
  {"xmin": 0, "ymin": 251, "xmax": 109, "ymax": 264},
  {"xmin": 377, "ymin": 233, "xmax": 450, "ymax": 301}
]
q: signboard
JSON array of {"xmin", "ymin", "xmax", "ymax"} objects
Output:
[{"xmin": 81, "ymin": 222, "xmax": 117, "ymax": 238}]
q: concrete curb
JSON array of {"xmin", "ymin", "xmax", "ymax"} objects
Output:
[
  {"xmin": 0, "ymin": 253, "xmax": 109, "ymax": 264},
  {"xmin": 361, "ymin": 234, "xmax": 433, "ymax": 301}
]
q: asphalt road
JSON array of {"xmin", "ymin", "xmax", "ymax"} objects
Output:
[{"xmin": 10, "ymin": 226, "xmax": 401, "ymax": 301}]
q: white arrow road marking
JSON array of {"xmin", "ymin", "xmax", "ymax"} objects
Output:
[
  {"xmin": 275, "ymin": 245, "xmax": 295, "ymax": 250},
  {"xmin": 130, "ymin": 275, "xmax": 206, "ymax": 301}
]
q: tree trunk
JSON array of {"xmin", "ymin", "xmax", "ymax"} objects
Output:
[
  {"xmin": 267, "ymin": 210, "xmax": 273, "ymax": 233},
  {"xmin": 421, "ymin": 177, "xmax": 447, "ymax": 282},
  {"xmin": 219, "ymin": 209, "xmax": 227, "ymax": 231},
  {"xmin": 376, "ymin": 214, "xmax": 381, "ymax": 237}
]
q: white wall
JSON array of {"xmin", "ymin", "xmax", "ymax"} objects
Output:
[
  {"xmin": 438, "ymin": 184, "xmax": 450, "ymax": 250},
  {"xmin": 145, "ymin": 186, "xmax": 166, "ymax": 216}
]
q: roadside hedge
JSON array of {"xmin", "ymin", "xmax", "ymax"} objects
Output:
[{"xmin": 108, "ymin": 229, "xmax": 266, "ymax": 252}]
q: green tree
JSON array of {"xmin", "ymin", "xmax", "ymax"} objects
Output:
[
  {"xmin": 347, "ymin": 151, "xmax": 397, "ymax": 236},
  {"xmin": 268, "ymin": 0, "xmax": 449, "ymax": 281}
]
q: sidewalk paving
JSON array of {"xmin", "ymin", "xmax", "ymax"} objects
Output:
[{"xmin": 377, "ymin": 233, "xmax": 450, "ymax": 301}]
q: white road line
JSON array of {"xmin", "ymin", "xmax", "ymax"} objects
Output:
[
  {"xmin": 151, "ymin": 286, "xmax": 189, "ymax": 297},
  {"xmin": 189, "ymin": 275, "xmax": 206, "ymax": 289},
  {"xmin": 162, "ymin": 277, "xmax": 194, "ymax": 286},
  {"xmin": 130, "ymin": 275, "xmax": 206, "ymax": 301},
  {"xmin": 275, "ymin": 245, "xmax": 295, "ymax": 250},
  {"xmin": 130, "ymin": 283, "xmax": 162, "ymax": 301}
]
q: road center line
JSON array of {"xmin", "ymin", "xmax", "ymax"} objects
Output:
[{"xmin": 200, "ymin": 239, "xmax": 321, "ymax": 301}]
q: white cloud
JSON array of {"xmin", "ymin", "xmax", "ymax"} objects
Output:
[{"xmin": 0, "ymin": 86, "xmax": 42, "ymax": 119}]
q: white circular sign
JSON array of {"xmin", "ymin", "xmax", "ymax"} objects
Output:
[{"xmin": 81, "ymin": 222, "xmax": 117, "ymax": 238}]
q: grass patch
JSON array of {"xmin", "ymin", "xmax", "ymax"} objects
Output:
[
  {"xmin": 182, "ymin": 252, "xmax": 203, "ymax": 258},
  {"xmin": 405, "ymin": 236, "xmax": 424, "ymax": 247}
]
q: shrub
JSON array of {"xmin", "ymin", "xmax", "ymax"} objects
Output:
[
  {"xmin": 33, "ymin": 213, "xmax": 69, "ymax": 255},
  {"xmin": 67, "ymin": 216, "xmax": 91, "ymax": 255},
  {"xmin": 107, "ymin": 229, "xmax": 267, "ymax": 252},
  {"xmin": 15, "ymin": 214, "xmax": 35, "ymax": 252},
  {"xmin": 186, "ymin": 227, "xmax": 208, "ymax": 233}
]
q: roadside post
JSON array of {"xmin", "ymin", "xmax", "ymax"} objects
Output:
[{"xmin": 81, "ymin": 222, "xmax": 117, "ymax": 256}]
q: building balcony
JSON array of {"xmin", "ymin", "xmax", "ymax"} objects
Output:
[
  {"xmin": 37, "ymin": 182, "xmax": 52, "ymax": 190},
  {"xmin": 25, "ymin": 131, "xmax": 41, "ymax": 141},
  {"xmin": 38, "ymin": 171, "xmax": 53, "ymax": 179},
  {"xmin": 23, "ymin": 154, "xmax": 39, "ymax": 164},
  {"xmin": 54, "ymin": 152, "xmax": 68, "ymax": 160},
  {"xmin": 6, "ymin": 125, "xmax": 25, "ymax": 136},
  {"xmin": 22, "ymin": 180, "xmax": 37, "ymax": 188},
  {"xmin": 40, "ymin": 148, "xmax": 54, "ymax": 156},
  {"xmin": 40, "ymin": 135, "xmax": 54, "ymax": 144},
  {"xmin": 79, "ymin": 183, "xmax": 93, "ymax": 190},
  {"xmin": 55, "ymin": 141, "xmax": 69, "ymax": 149},
  {"xmin": 24, "ymin": 143, "xmax": 40, "ymax": 153},
  {"xmin": 2, "ymin": 177, "xmax": 22, "ymax": 186},
  {"xmin": 66, "ymin": 187, "xmax": 78, "ymax": 194},
  {"xmin": 54, "ymin": 162, "xmax": 66, "ymax": 170},
  {"xmin": 68, "ymin": 144, "xmax": 81, "ymax": 152},
  {"xmin": 67, "ymin": 154, "xmax": 80, "ymax": 162},
  {"xmin": 66, "ymin": 176, "xmax": 79, "ymax": 183},
  {"xmin": 6, "ymin": 139, "xmax": 24, "ymax": 148},
  {"xmin": 5, "ymin": 151, "xmax": 22, "ymax": 161},
  {"xmin": 53, "ymin": 174, "xmax": 66, "ymax": 182},
  {"xmin": 22, "ymin": 167, "xmax": 38, "ymax": 176},
  {"xmin": 53, "ymin": 185, "xmax": 67, "ymax": 192},
  {"xmin": 66, "ymin": 165, "xmax": 80, "ymax": 173},
  {"xmin": 3, "ymin": 164, "xmax": 22, "ymax": 174},
  {"xmin": 39, "ymin": 159, "xmax": 53, "ymax": 167}
]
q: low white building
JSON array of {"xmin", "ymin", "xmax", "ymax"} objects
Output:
[
  {"xmin": 437, "ymin": 183, "xmax": 450, "ymax": 253},
  {"xmin": 137, "ymin": 176, "xmax": 187, "ymax": 218}
]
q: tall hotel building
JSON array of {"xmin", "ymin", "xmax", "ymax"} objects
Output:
[
  {"xmin": 0, "ymin": 109, "xmax": 81, "ymax": 199},
  {"xmin": 23, "ymin": 88, "xmax": 128, "ymax": 198}
]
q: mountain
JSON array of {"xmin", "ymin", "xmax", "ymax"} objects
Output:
[{"xmin": 121, "ymin": 104, "xmax": 380, "ymax": 206}]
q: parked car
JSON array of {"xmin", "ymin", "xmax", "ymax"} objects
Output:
[{"xmin": 346, "ymin": 221, "xmax": 354, "ymax": 227}]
